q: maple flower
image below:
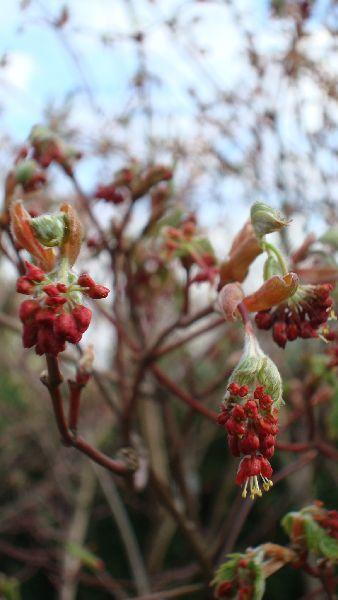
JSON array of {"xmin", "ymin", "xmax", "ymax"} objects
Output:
[
  {"xmin": 212, "ymin": 549, "xmax": 266, "ymax": 599},
  {"xmin": 11, "ymin": 202, "xmax": 110, "ymax": 356},
  {"xmin": 218, "ymin": 332, "xmax": 283, "ymax": 499},
  {"xmin": 218, "ymin": 382, "xmax": 276, "ymax": 499},
  {"xmin": 253, "ymin": 283, "xmax": 335, "ymax": 348},
  {"xmin": 282, "ymin": 502, "xmax": 338, "ymax": 560}
]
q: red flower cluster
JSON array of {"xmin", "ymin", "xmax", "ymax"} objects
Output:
[
  {"xmin": 94, "ymin": 184, "xmax": 124, "ymax": 204},
  {"xmin": 215, "ymin": 558, "xmax": 257, "ymax": 599},
  {"xmin": 215, "ymin": 580, "xmax": 253, "ymax": 600},
  {"xmin": 30, "ymin": 126, "xmax": 82, "ymax": 175},
  {"xmin": 17, "ymin": 262, "xmax": 109, "ymax": 355},
  {"xmin": 315, "ymin": 509, "xmax": 338, "ymax": 540},
  {"xmin": 165, "ymin": 216, "xmax": 219, "ymax": 284},
  {"xmin": 254, "ymin": 284, "xmax": 335, "ymax": 348},
  {"xmin": 218, "ymin": 382, "xmax": 278, "ymax": 499}
]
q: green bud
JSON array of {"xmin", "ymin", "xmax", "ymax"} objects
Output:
[
  {"xmin": 251, "ymin": 202, "xmax": 290, "ymax": 238},
  {"xmin": 14, "ymin": 159, "xmax": 40, "ymax": 184},
  {"xmin": 31, "ymin": 213, "xmax": 67, "ymax": 247},
  {"xmin": 29, "ymin": 124, "xmax": 55, "ymax": 143},
  {"xmin": 320, "ymin": 227, "xmax": 338, "ymax": 250},
  {"xmin": 228, "ymin": 332, "xmax": 283, "ymax": 407}
]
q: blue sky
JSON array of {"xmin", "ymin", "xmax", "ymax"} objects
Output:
[{"xmin": 0, "ymin": 0, "xmax": 337, "ymax": 237}]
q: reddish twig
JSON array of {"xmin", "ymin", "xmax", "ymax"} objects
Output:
[
  {"xmin": 41, "ymin": 354, "xmax": 136, "ymax": 476},
  {"xmin": 151, "ymin": 364, "xmax": 218, "ymax": 422}
]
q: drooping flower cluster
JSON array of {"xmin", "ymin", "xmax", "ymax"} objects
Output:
[
  {"xmin": 94, "ymin": 164, "xmax": 172, "ymax": 204},
  {"xmin": 254, "ymin": 283, "xmax": 335, "ymax": 348},
  {"xmin": 94, "ymin": 184, "xmax": 124, "ymax": 204},
  {"xmin": 29, "ymin": 125, "xmax": 82, "ymax": 174},
  {"xmin": 282, "ymin": 502, "xmax": 338, "ymax": 561},
  {"xmin": 17, "ymin": 261, "xmax": 108, "ymax": 355},
  {"xmin": 10, "ymin": 198, "xmax": 110, "ymax": 357},
  {"xmin": 316, "ymin": 509, "xmax": 338, "ymax": 540},
  {"xmin": 218, "ymin": 382, "xmax": 277, "ymax": 499},
  {"xmin": 164, "ymin": 214, "xmax": 219, "ymax": 284},
  {"xmin": 213, "ymin": 550, "xmax": 266, "ymax": 600},
  {"xmin": 217, "ymin": 329, "xmax": 283, "ymax": 500}
]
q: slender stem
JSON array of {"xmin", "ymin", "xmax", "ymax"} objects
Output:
[
  {"xmin": 152, "ymin": 317, "xmax": 225, "ymax": 359},
  {"xmin": 151, "ymin": 364, "xmax": 217, "ymax": 422},
  {"xmin": 237, "ymin": 301, "xmax": 254, "ymax": 335},
  {"xmin": 42, "ymin": 354, "xmax": 135, "ymax": 476},
  {"xmin": 262, "ymin": 241, "xmax": 288, "ymax": 275},
  {"xmin": 68, "ymin": 380, "xmax": 83, "ymax": 433},
  {"xmin": 150, "ymin": 471, "xmax": 213, "ymax": 581}
]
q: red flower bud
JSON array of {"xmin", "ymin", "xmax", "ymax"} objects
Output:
[
  {"xmin": 87, "ymin": 284, "xmax": 110, "ymax": 299},
  {"xmin": 226, "ymin": 418, "xmax": 245, "ymax": 436},
  {"xmin": 17, "ymin": 276, "xmax": 35, "ymax": 295},
  {"xmin": 244, "ymin": 400, "xmax": 258, "ymax": 419},
  {"xmin": 262, "ymin": 446, "xmax": 275, "ymax": 459},
  {"xmin": 236, "ymin": 457, "xmax": 251, "ymax": 485},
  {"xmin": 259, "ymin": 394, "xmax": 273, "ymax": 409},
  {"xmin": 19, "ymin": 299, "xmax": 40, "ymax": 322},
  {"xmin": 45, "ymin": 296, "xmax": 67, "ymax": 307},
  {"xmin": 22, "ymin": 322, "xmax": 38, "ymax": 348},
  {"xmin": 259, "ymin": 456, "xmax": 273, "ymax": 478},
  {"xmin": 217, "ymin": 412, "xmax": 229, "ymax": 426},
  {"xmin": 57, "ymin": 283, "xmax": 68, "ymax": 293},
  {"xmin": 254, "ymin": 386, "xmax": 265, "ymax": 400},
  {"xmin": 299, "ymin": 322, "xmax": 316, "ymax": 339},
  {"xmin": 43, "ymin": 284, "xmax": 60, "ymax": 297},
  {"xmin": 78, "ymin": 273, "xmax": 96, "ymax": 288},
  {"xmin": 228, "ymin": 382, "xmax": 241, "ymax": 396},
  {"xmin": 239, "ymin": 433, "xmax": 260, "ymax": 454},
  {"xmin": 286, "ymin": 323, "xmax": 299, "ymax": 341},
  {"xmin": 260, "ymin": 434, "xmax": 275, "ymax": 449},
  {"xmin": 248, "ymin": 456, "xmax": 261, "ymax": 476},
  {"xmin": 54, "ymin": 313, "xmax": 81, "ymax": 343},
  {"xmin": 255, "ymin": 311, "xmax": 274, "ymax": 330},
  {"xmin": 273, "ymin": 321, "xmax": 287, "ymax": 348},
  {"xmin": 232, "ymin": 405, "xmax": 245, "ymax": 421},
  {"xmin": 238, "ymin": 385, "xmax": 249, "ymax": 397},
  {"xmin": 24, "ymin": 261, "xmax": 45, "ymax": 282},
  {"xmin": 35, "ymin": 308, "xmax": 57, "ymax": 324},
  {"xmin": 36, "ymin": 325, "xmax": 66, "ymax": 355},
  {"xmin": 72, "ymin": 305, "xmax": 92, "ymax": 333}
]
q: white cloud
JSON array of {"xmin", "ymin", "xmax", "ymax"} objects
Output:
[{"xmin": 1, "ymin": 51, "xmax": 36, "ymax": 91}]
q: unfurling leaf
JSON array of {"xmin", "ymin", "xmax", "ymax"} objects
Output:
[
  {"xmin": 10, "ymin": 201, "xmax": 56, "ymax": 272},
  {"xmin": 60, "ymin": 203, "xmax": 83, "ymax": 266},
  {"xmin": 219, "ymin": 221, "xmax": 262, "ymax": 285},
  {"xmin": 243, "ymin": 272, "xmax": 299, "ymax": 312}
]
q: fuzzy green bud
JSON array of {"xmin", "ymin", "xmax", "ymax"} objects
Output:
[
  {"xmin": 227, "ymin": 332, "xmax": 283, "ymax": 408},
  {"xmin": 31, "ymin": 213, "xmax": 67, "ymax": 247},
  {"xmin": 251, "ymin": 202, "xmax": 290, "ymax": 238},
  {"xmin": 14, "ymin": 159, "xmax": 41, "ymax": 184},
  {"xmin": 29, "ymin": 124, "xmax": 55, "ymax": 144}
]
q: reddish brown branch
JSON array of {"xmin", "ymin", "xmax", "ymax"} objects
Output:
[
  {"xmin": 151, "ymin": 364, "xmax": 217, "ymax": 422},
  {"xmin": 41, "ymin": 354, "xmax": 136, "ymax": 476}
]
